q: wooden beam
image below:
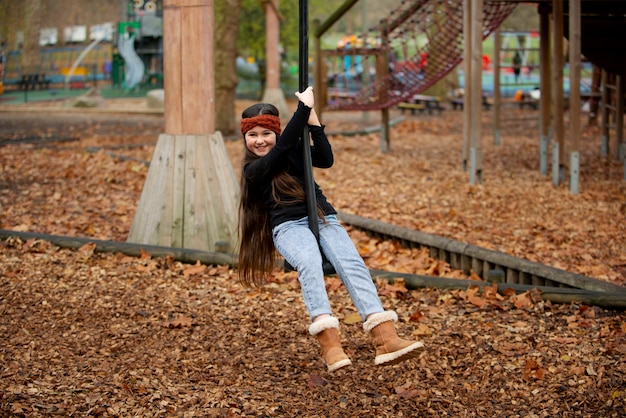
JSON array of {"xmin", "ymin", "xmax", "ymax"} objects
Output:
[
  {"xmin": 369, "ymin": 269, "xmax": 626, "ymax": 309},
  {"xmin": 314, "ymin": 0, "xmax": 360, "ymax": 37},
  {"xmin": 1, "ymin": 229, "xmax": 236, "ymax": 266}
]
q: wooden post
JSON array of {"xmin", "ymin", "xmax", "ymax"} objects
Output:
[
  {"xmin": 313, "ymin": 19, "xmax": 325, "ymax": 119},
  {"xmin": 379, "ymin": 19, "xmax": 390, "ymax": 152},
  {"xmin": 615, "ymin": 74, "xmax": 626, "ymax": 166},
  {"xmin": 163, "ymin": 0, "xmax": 214, "ymax": 134},
  {"xmin": 551, "ymin": 0, "xmax": 565, "ymax": 186},
  {"xmin": 493, "ymin": 27, "xmax": 501, "ymax": 146},
  {"xmin": 128, "ymin": 0, "xmax": 240, "ymax": 253},
  {"xmin": 469, "ymin": 0, "xmax": 483, "ymax": 184},
  {"xmin": 261, "ymin": 0, "xmax": 288, "ymax": 116},
  {"xmin": 568, "ymin": 0, "xmax": 581, "ymax": 194},
  {"xmin": 539, "ymin": 3, "xmax": 551, "ymax": 176},
  {"xmin": 462, "ymin": 0, "xmax": 471, "ymax": 171}
]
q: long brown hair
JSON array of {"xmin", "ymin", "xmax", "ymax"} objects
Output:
[{"xmin": 238, "ymin": 103, "xmax": 324, "ymax": 287}]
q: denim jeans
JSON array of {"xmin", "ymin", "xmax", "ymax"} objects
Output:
[{"xmin": 272, "ymin": 215, "xmax": 384, "ymax": 322}]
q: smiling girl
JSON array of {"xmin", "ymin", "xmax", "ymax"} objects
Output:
[{"xmin": 237, "ymin": 87, "xmax": 424, "ymax": 371}]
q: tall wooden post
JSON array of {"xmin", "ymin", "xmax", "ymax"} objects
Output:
[
  {"xmin": 462, "ymin": 0, "xmax": 471, "ymax": 170},
  {"xmin": 551, "ymin": 0, "xmax": 565, "ymax": 186},
  {"xmin": 379, "ymin": 19, "xmax": 390, "ymax": 152},
  {"xmin": 568, "ymin": 0, "xmax": 581, "ymax": 194},
  {"xmin": 465, "ymin": 0, "xmax": 483, "ymax": 184},
  {"xmin": 262, "ymin": 0, "xmax": 288, "ymax": 116},
  {"xmin": 616, "ymin": 75, "xmax": 624, "ymax": 168},
  {"xmin": 128, "ymin": 0, "xmax": 240, "ymax": 254},
  {"xmin": 539, "ymin": 3, "xmax": 551, "ymax": 176},
  {"xmin": 493, "ymin": 27, "xmax": 501, "ymax": 146},
  {"xmin": 163, "ymin": 0, "xmax": 214, "ymax": 134}
]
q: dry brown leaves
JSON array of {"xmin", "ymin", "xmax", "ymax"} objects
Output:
[{"xmin": 0, "ymin": 103, "xmax": 625, "ymax": 416}]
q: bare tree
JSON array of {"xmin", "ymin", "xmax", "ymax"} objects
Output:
[{"xmin": 22, "ymin": 0, "xmax": 42, "ymax": 73}]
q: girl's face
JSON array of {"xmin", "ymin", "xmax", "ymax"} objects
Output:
[{"xmin": 245, "ymin": 126, "xmax": 277, "ymax": 157}]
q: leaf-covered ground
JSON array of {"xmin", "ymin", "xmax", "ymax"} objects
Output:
[{"xmin": 1, "ymin": 99, "xmax": 625, "ymax": 417}]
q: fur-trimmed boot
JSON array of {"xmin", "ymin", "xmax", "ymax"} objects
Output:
[
  {"xmin": 309, "ymin": 316, "xmax": 352, "ymax": 372},
  {"xmin": 363, "ymin": 311, "xmax": 425, "ymax": 365}
]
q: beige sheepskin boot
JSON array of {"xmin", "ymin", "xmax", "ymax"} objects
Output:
[
  {"xmin": 363, "ymin": 311, "xmax": 425, "ymax": 365},
  {"xmin": 309, "ymin": 316, "xmax": 352, "ymax": 372}
]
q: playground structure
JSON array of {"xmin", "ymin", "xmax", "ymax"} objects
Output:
[
  {"xmin": 0, "ymin": 0, "xmax": 623, "ymax": 189},
  {"xmin": 117, "ymin": 22, "xmax": 146, "ymax": 90},
  {"xmin": 312, "ymin": 0, "xmax": 625, "ymax": 192},
  {"xmin": 314, "ymin": 0, "xmax": 517, "ymax": 112},
  {"xmin": 1, "ymin": 45, "xmax": 110, "ymax": 89},
  {"xmin": 0, "ymin": 0, "xmax": 163, "ymax": 92},
  {"xmin": 0, "ymin": 0, "xmax": 620, "ymax": 304}
]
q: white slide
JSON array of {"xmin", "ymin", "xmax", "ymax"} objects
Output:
[{"xmin": 117, "ymin": 31, "xmax": 145, "ymax": 89}]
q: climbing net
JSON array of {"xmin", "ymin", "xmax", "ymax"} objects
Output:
[{"xmin": 322, "ymin": 0, "xmax": 517, "ymax": 111}]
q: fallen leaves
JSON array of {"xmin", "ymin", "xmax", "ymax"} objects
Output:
[
  {"xmin": 523, "ymin": 359, "xmax": 547, "ymax": 380},
  {"xmin": 1, "ymin": 233, "xmax": 624, "ymax": 415},
  {"xmin": 0, "ymin": 106, "xmax": 625, "ymax": 416},
  {"xmin": 162, "ymin": 315, "xmax": 194, "ymax": 329},
  {"xmin": 394, "ymin": 381, "xmax": 424, "ymax": 400},
  {"xmin": 308, "ymin": 373, "xmax": 326, "ymax": 390},
  {"xmin": 342, "ymin": 312, "xmax": 362, "ymax": 325},
  {"xmin": 376, "ymin": 278, "xmax": 409, "ymax": 298},
  {"xmin": 183, "ymin": 260, "xmax": 207, "ymax": 277}
]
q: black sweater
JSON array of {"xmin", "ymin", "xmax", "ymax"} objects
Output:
[{"xmin": 243, "ymin": 102, "xmax": 337, "ymax": 229}]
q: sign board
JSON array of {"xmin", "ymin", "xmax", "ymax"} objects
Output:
[
  {"xmin": 64, "ymin": 26, "xmax": 87, "ymax": 43},
  {"xmin": 40, "ymin": 28, "xmax": 58, "ymax": 46}
]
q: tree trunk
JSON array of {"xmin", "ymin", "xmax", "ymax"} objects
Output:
[
  {"xmin": 22, "ymin": 0, "xmax": 42, "ymax": 73},
  {"xmin": 214, "ymin": 0, "xmax": 242, "ymax": 136}
]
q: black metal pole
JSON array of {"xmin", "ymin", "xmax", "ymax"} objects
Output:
[
  {"xmin": 298, "ymin": 0, "xmax": 335, "ymax": 275},
  {"xmin": 299, "ymin": 0, "xmax": 319, "ymax": 240}
]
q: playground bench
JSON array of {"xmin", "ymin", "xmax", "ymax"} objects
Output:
[
  {"xmin": 18, "ymin": 73, "xmax": 50, "ymax": 91},
  {"xmin": 451, "ymin": 95, "xmax": 492, "ymax": 111},
  {"xmin": 398, "ymin": 102, "xmax": 426, "ymax": 114},
  {"xmin": 327, "ymin": 89, "xmax": 358, "ymax": 104},
  {"xmin": 412, "ymin": 94, "xmax": 445, "ymax": 115}
]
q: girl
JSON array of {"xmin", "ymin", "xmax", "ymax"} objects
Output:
[{"xmin": 238, "ymin": 87, "xmax": 424, "ymax": 371}]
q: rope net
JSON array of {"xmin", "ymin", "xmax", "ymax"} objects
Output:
[{"xmin": 323, "ymin": 0, "xmax": 517, "ymax": 111}]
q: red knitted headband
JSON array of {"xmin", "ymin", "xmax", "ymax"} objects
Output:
[{"xmin": 240, "ymin": 114, "xmax": 282, "ymax": 136}]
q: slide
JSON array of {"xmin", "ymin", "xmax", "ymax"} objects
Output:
[{"xmin": 117, "ymin": 31, "xmax": 145, "ymax": 90}]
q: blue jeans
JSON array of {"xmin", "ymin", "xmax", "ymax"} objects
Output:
[{"xmin": 272, "ymin": 215, "xmax": 384, "ymax": 322}]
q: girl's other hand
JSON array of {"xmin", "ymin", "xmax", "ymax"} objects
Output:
[{"xmin": 295, "ymin": 86, "xmax": 314, "ymax": 108}]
